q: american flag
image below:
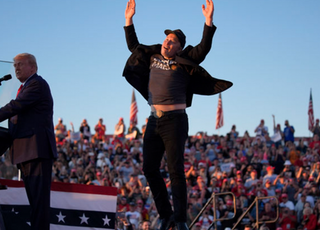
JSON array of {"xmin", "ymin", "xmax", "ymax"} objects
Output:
[
  {"xmin": 308, "ymin": 89, "xmax": 314, "ymax": 132},
  {"xmin": 216, "ymin": 93, "xmax": 224, "ymax": 129},
  {"xmin": 0, "ymin": 179, "xmax": 117, "ymax": 230},
  {"xmin": 130, "ymin": 89, "xmax": 138, "ymax": 124}
]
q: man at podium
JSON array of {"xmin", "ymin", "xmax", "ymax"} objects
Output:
[
  {"xmin": 0, "ymin": 126, "xmax": 11, "ymax": 156},
  {"xmin": 0, "ymin": 53, "xmax": 57, "ymax": 230}
]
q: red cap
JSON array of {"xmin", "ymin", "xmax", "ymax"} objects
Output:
[
  {"xmin": 266, "ymin": 166, "xmax": 275, "ymax": 171},
  {"xmin": 226, "ymin": 200, "xmax": 233, "ymax": 206},
  {"xmin": 247, "ymin": 191, "xmax": 254, "ymax": 196},
  {"xmin": 237, "ymin": 170, "xmax": 242, "ymax": 174},
  {"xmin": 281, "ymin": 194, "xmax": 288, "ymax": 198}
]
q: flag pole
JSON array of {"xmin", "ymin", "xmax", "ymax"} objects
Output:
[{"xmin": 309, "ymin": 88, "xmax": 311, "ymax": 138}]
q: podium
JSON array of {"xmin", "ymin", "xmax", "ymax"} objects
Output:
[
  {"xmin": 0, "ymin": 185, "xmax": 6, "ymax": 230},
  {"xmin": 0, "ymin": 127, "xmax": 11, "ymax": 156}
]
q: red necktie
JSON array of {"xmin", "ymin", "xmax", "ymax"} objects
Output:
[{"xmin": 16, "ymin": 84, "xmax": 23, "ymax": 98}]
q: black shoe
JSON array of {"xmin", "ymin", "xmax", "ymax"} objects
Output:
[
  {"xmin": 159, "ymin": 214, "xmax": 175, "ymax": 230},
  {"xmin": 175, "ymin": 222, "xmax": 189, "ymax": 230}
]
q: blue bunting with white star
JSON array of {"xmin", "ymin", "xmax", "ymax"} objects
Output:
[{"xmin": 0, "ymin": 179, "xmax": 117, "ymax": 230}]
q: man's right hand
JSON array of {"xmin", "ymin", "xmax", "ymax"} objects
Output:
[{"xmin": 125, "ymin": 0, "xmax": 136, "ymax": 26}]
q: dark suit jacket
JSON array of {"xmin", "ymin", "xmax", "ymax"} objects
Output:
[
  {"xmin": 0, "ymin": 74, "xmax": 57, "ymax": 164},
  {"xmin": 123, "ymin": 24, "xmax": 233, "ymax": 107}
]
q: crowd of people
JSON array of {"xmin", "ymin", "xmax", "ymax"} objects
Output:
[{"xmin": 1, "ymin": 117, "xmax": 320, "ymax": 230}]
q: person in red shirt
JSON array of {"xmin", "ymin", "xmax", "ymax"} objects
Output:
[
  {"xmin": 259, "ymin": 202, "xmax": 277, "ymax": 230},
  {"xmin": 231, "ymin": 178, "xmax": 246, "ymax": 197},
  {"xmin": 301, "ymin": 206, "xmax": 317, "ymax": 230},
  {"xmin": 183, "ymin": 153, "xmax": 192, "ymax": 173},
  {"xmin": 94, "ymin": 118, "xmax": 106, "ymax": 142},
  {"xmin": 278, "ymin": 206, "xmax": 297, "ymax": 230},
  {"xmin": 197, "ymin": 152, "xmax": 212, "ymax": 170},
  {"xmin": 136, "ymin": 199, "xmax": 149, "ymax": 221},
  {"xmin": 309, "ymin": 134, "xmax": 320, "ymax": 154},
  {"xmin": 118, "ymin": 196, "xmax": 130, "ymax": 212}
]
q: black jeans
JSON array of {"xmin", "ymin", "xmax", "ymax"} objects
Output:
[{"xmin": 143, "ymin": 112, "xmax": 188, "ymax": 222}]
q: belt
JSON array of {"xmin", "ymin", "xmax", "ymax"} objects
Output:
[{"xmin": 150, "ymin": 109, "xmax": 185, "ymax": 119}]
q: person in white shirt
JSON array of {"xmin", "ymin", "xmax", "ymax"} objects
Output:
[
  {"xmin": 244, "ymin": 170, "xmax": 259, "ymax": 192},
  {"xmin": 279, "ymin": 194, "xmax": 294, "ymax": 211},
  {"xmin": 114, "ymin": 117, "xmax": 126, "ymax": 140},
  {"xmin": 125, "ymin": 202, "xmax": 142, "ymax": 229}
]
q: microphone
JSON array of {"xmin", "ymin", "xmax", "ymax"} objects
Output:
[
  {"xmin": 0, "ymin": 74, "xmax": 12, "ymax": 81},
  {"xmin": 0, "ymin": 74, "xmax": 12, "ymax": 85}
]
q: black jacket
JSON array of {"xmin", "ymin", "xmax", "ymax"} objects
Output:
[
  {"xmin": 123, "ymin": 24, "xmax": 233, "ymax": 107},
  {"xmin": 0, "ymin": 74, "xmax": 57, "ymax": 164}
]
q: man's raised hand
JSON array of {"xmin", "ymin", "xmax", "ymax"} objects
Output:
[
  {"xmin": 125, "ymin": 0, "xmax": 136, "ymax": 26},
  {"xmin": 202, "ymin": 0, "xmax": 214, "ymax": 27}
]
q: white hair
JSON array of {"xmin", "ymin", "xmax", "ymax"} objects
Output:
[{"xmin": 13, "ymin": 53, "xmax": 38, "ymax": 71}]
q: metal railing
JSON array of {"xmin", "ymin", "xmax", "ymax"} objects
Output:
[
  {"xmin": 189, "ymin": 193, "xmax": 279, "ymax": 230},
  {"xmin": 189, "ymin": 192, "xmax": 236, "ymax": 230},
  {"xmin": 231, "ymin": 195, "xmax": 279, "ymax": 230}
]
